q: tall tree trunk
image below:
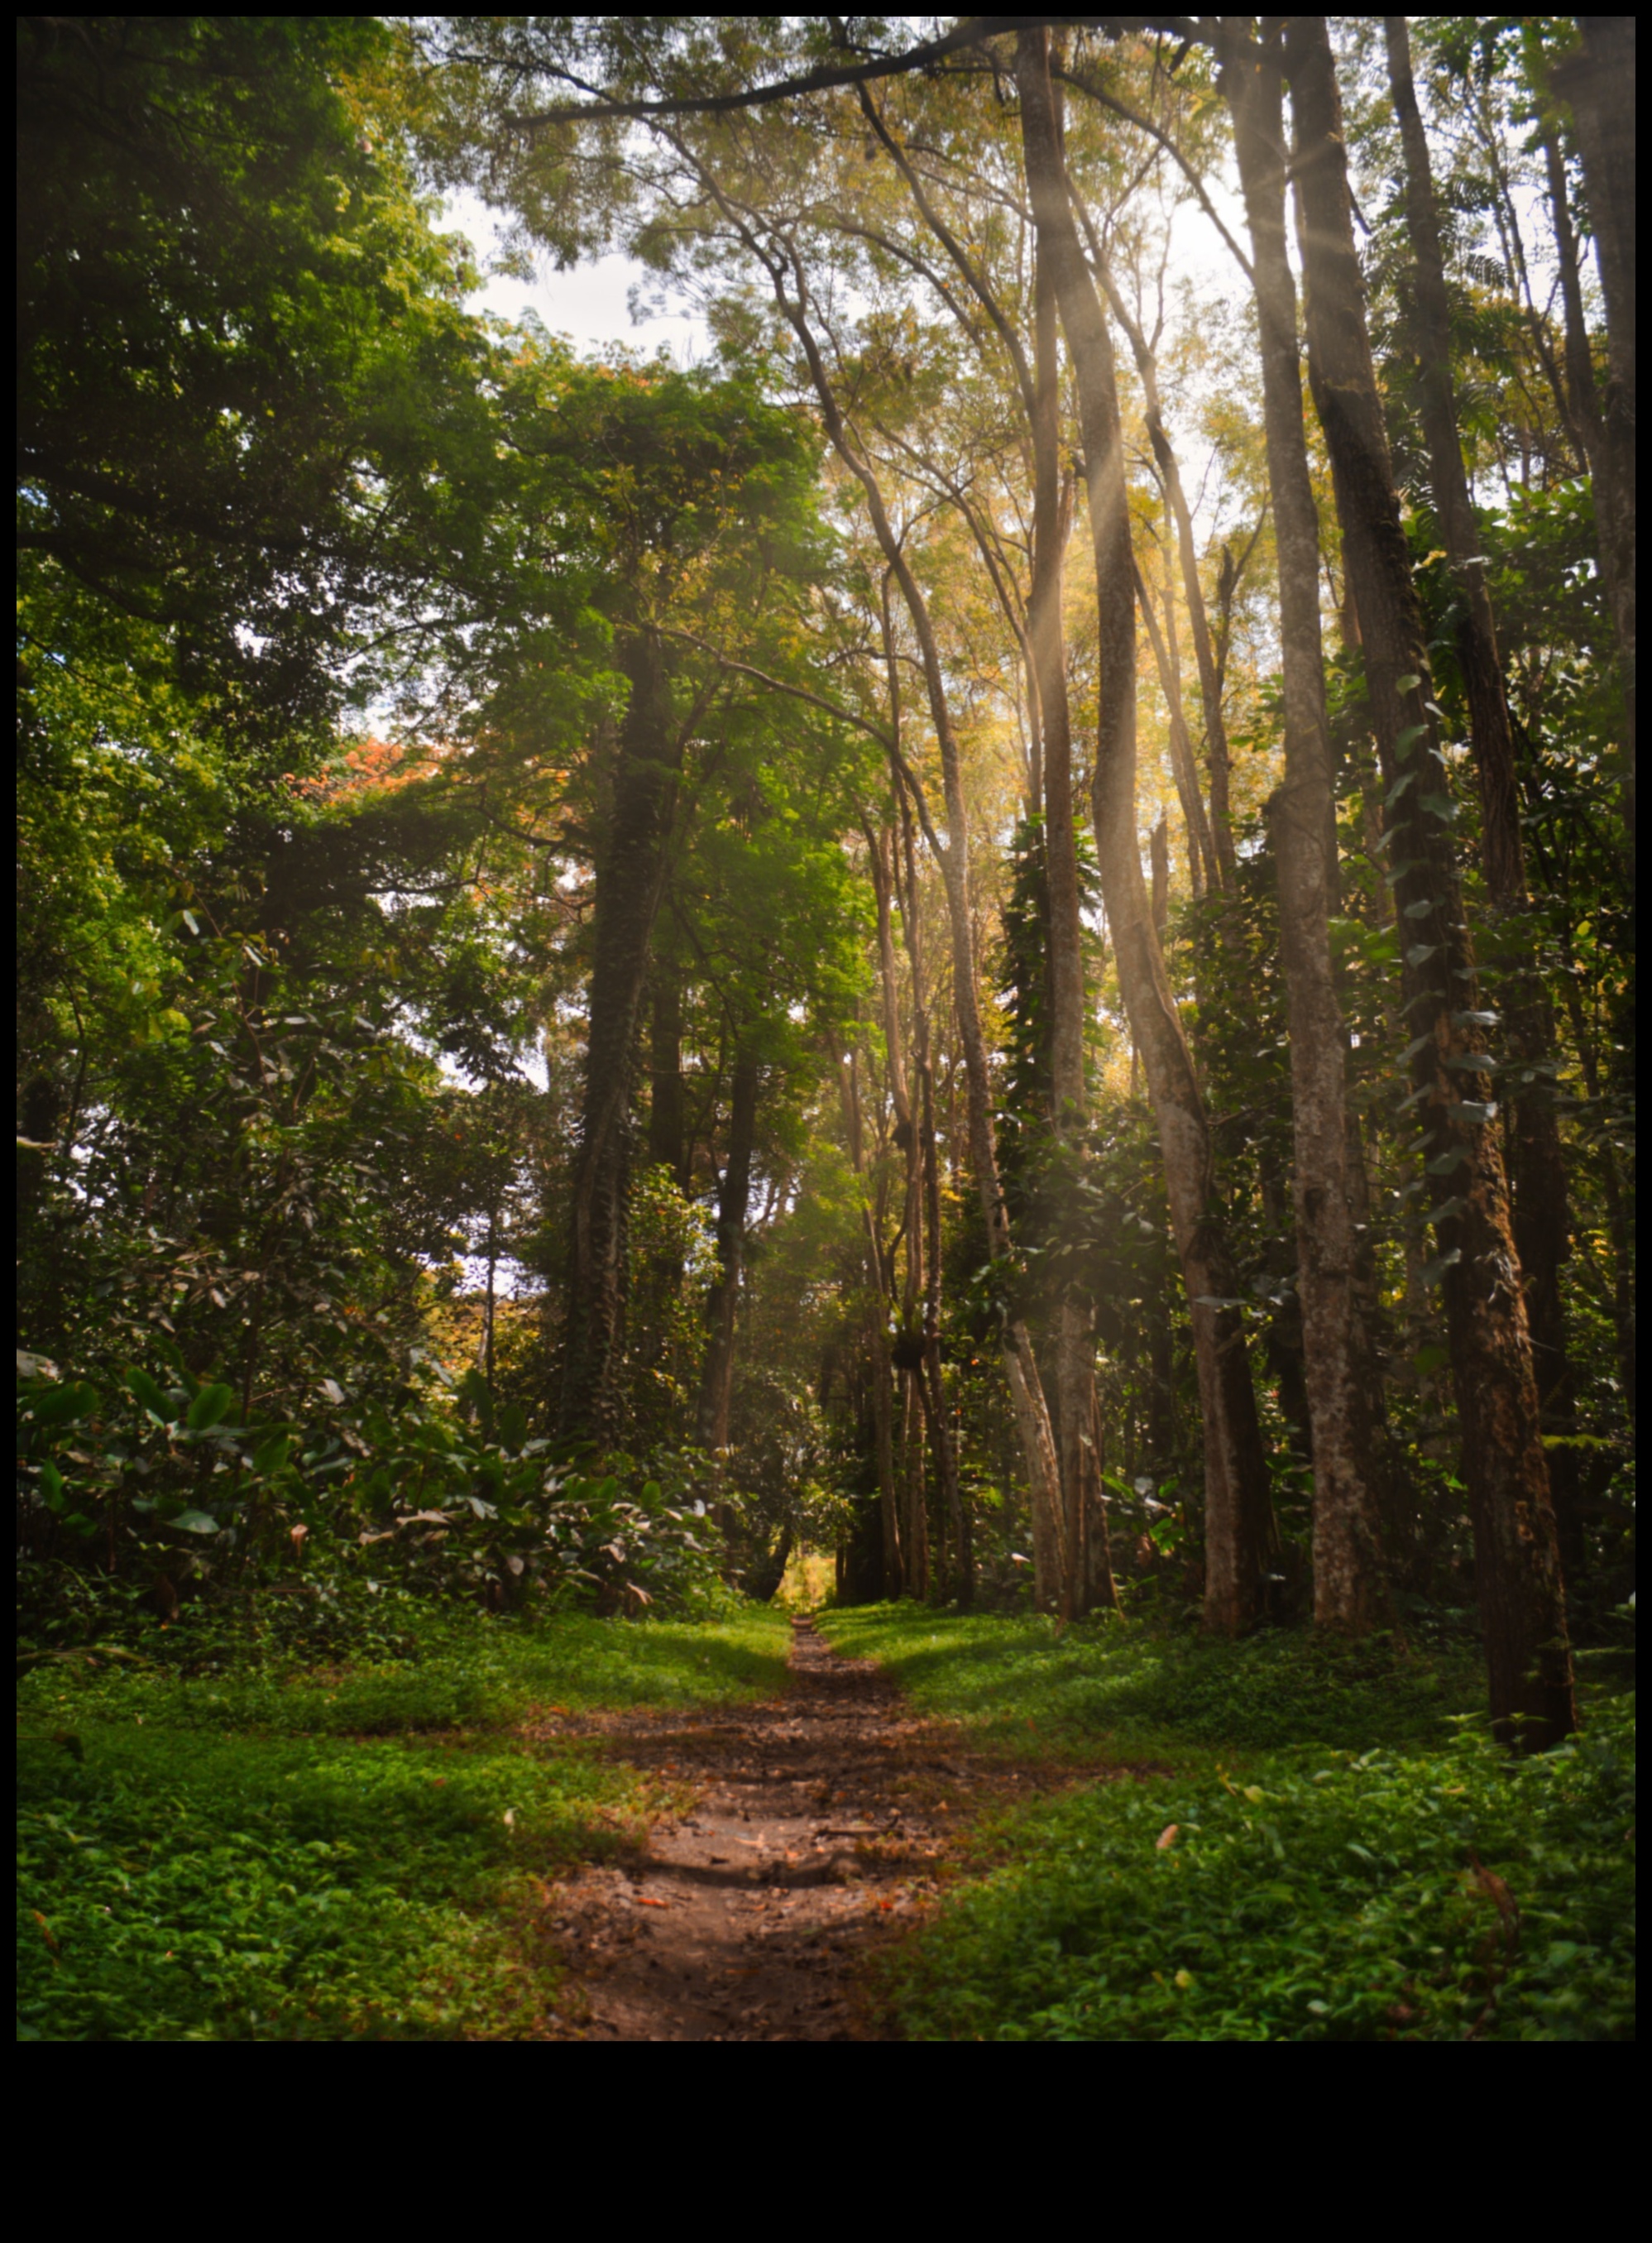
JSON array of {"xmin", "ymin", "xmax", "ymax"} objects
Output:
[
  {"xmin": 695, "ymin": 1042, "xmax": 760, "ymax": 1454},
  {"xmin": 1018, "ymin": 24, "xmax": 1275, "ymax": 1635},
  {"xmin": 867, "ymin": 821, "xmax": 927, "ymax": 1597},
  {"xmin": 1553, "ymin": 17, "xmax": 1636, "ymax": 844},
  {"xmin": 752, "ymin": 237, "xmax": 1068, "ymax": 1610},
  {"xmin": 1384, "ymin": 13, "xmax": 1584, "ymax": 1588},
  {"xmin": 833, "ymin": 1041, "xmax": 903, "ymax": 1596},
  {"xmin": 560, "ymin": 629, "xmax": 682, "ymax": 1447},
  {"xmin": 1532, "ymin": 72, "xmax": 1600, "ymax": 470},
  {"xmin": 646, "ymin": 963, "xmax": 688, "ymax": 1188},
  {"xmin": 1090, "ymin": 228, "xmax": 1238, "ymax": 885},
  {"xmin": 900, "ymin": 800, "xmax": 971, "ymax": 1603},
  {"xmin": 1287, "ymin": 15, "xmax": 1573, "ymax": 1742},
  {"xmin": 1135, "ymin": 546, "xmax": 1216, "ymax": 898},
  {"xmin": 1028, "ymin": 230, "xmax": 1114, "ymax": 1617},
  {"xmin": 1223, "ymin": 18, "xmax": 1389, "ymax": 1632},
  {"xmin": 899, "ymin": 1368, "xmax": 930, "ymax": 1600}
]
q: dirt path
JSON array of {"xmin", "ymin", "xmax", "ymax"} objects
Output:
[{"xmin": 529, "ymin": 1617, "xmax": 1008, "ymax": 2040}]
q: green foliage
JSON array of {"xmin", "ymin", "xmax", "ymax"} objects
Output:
[
  {"xmin": 17, "ymin": 1353, "xmax": 730, "ymax": 1630},
  {"xmin": 17, "ymin": 1604, "xmax": 791, "ymax": 2040},
  {"xmin": 883, "ymin": 1699, "xmax": 1635, "ymax": 2041},
  {"xmin": 17, "ymin": 15, "xmax": 495, "ymax": 724},
  {"xmin": 825, "ymin": 1608, "xmax": 1633, "ymax": 2042}
]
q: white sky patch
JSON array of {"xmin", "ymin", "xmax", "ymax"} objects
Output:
[{"xmin": 444, "ymin": 188, "xmax": 712, "ymax": 362}]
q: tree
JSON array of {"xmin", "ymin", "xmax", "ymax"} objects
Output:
[
  {"xmin": 1287, "ymin": 15, "xmax": 1573, "ymax": 1742},
  {"xmin": 1221, "ymin": 16, "xmax": 1388, "ymax": 1632}
]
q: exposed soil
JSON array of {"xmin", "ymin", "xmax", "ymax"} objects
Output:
[{"xmin": 526, "ymin": 1616, "xmax": 1066, "ymax": 2040}]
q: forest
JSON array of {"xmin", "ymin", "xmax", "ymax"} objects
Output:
[{"xmin": 17, "ymin": 15, "xmax": 1634, "ymax": 2041}]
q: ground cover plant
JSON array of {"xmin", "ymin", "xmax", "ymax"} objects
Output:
[
  {"xmin": 17, "ymin": 1605, "xmax": 790, "ymax": 2041},
  {"xmin": 820, "ymin": 1606, "xmax": 1634, "ymax": 2041}
]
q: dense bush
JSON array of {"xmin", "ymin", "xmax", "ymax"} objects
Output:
[{"xmin": 17, "ymin": 1351, "xmax": 729, "ymax": 1642}]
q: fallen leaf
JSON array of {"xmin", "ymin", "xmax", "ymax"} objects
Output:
[
  {"xmin": 1156, "ymin": 1824, "xmax": 1179, "ymax": 1851},
  {"xmin": 637, "ymin": 1896, "xmax": 669, "ymax": 1910}
]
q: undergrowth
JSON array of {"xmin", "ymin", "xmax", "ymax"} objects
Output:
[
  {"xmin": 17, "ymin": 1603, "xmax": 791, "ymax": 2040},
  {"xmin": 821, "ymin": 1606, "xmax": 1635, "ymax": 2042}
]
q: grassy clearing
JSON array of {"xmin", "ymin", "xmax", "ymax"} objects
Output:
[
  {"xmin": 17, "ymin": 1603, "xmax": 791, "ymax": 2041},
  {"xmin": 819, "ymin": 1606, "xmax": 1635, "ymax": 2042}
]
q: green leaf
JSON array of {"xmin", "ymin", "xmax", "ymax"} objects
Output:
[
  {"xmin": 251, "ymin": 1431, "xmax": 294, "ymax": 1476},
  {"xmin": 186, "ymin": 1383, "xmax": 234, "ymax": 1431},
  {"xmin": 29, "ymin": 1380, "xmax": 98, "ymax": 1427},
  {"xmin": 167, "ymin": 1508, "xmax": 222, "ymax": 1536},
  {"xmin": 1419, "ymin": 1247, "xmax": 1462, "ymax": 1287},
  {"xmin": 125, "ymin": 1367, "xmax": 174, "ymax": 1420}
]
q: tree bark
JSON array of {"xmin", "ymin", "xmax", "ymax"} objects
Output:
[
  {"xmin": 1552, "ymin": 17, "xmax": 1636, "ymax": 843},
  {"xmin": 899, "ymin": 798, "xmax": 971, "ymax": 1603},
  {"xmin": 1533, "ymin": 79, "xmax": 1600, "ymax": 470},
  {"xmin": 560, "ymin": 629, "xmax": 682, "ymax": 1447},
  {"xmin": 1287, "ymin": 15, "xmax": 1573, "ymax": 1741},
  {"xmin": 1018, "ymin": 24, "xmax": 1275, "ymax": 1635},
  {"xmin": 695, "ymin": 1040, "xmax": 760, "ymax": 1455},
  {"xmin": 1094, "ymin": 247, "xmax": 1236, "ymax": 887},
  {"xmin": 1028, "ymin": 228, "xmax": 1114, "ymax": 1618},
  {"xmin": 646, "ymin": 963, "xmax": 688, "ymax": 1188},
  {"xmin": 867, "ymin": 819, "xmax": 928, "ymax": 1598},
  {"xmin": 1223, "ymin": 17, "xmax": 1389, "ymax": 1632},
  {"xmin": 1135, "ymin": 549, "xmax": 1215, "ymax": 898},
  {"xmin": 1384, "ymin": 12, "xmax": 1584, "ymax": 1588}
]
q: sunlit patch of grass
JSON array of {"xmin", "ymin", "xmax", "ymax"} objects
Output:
[
  {"xmin": 17, "ymin": 1604, "xmax": 792, "ymax": 2040},
  {"xmin": 816, "ymin": 1603, "xmax": 1483, "ymax": 1761},
  {"xmin": 824, "ymin": 1605, "xmax": 1634, "ymax": 2042}
]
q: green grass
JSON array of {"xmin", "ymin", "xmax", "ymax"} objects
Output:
[
  {"xmin": 820, "ymin": 1605, "xmax": 1635, "ymax": 2043},
  {"xmin": 17, "ymin": 1603, "xmax": 791, "ymax": 2041},
  {"xmin": 817, "ymin": 1603, "xmax": 1486, "ymax": 1760}
]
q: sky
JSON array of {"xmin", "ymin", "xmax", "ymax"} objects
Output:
[{"xmin": 443, "ymin": 187, "xmax": 711, "ymax": 361}]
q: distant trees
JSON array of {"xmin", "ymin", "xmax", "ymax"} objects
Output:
[{"xmin": 17, "ymin": 17, "xmax": 1635, "ymax": 1739}]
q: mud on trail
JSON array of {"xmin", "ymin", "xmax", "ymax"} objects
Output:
[{"xmin": 527, "ymin": 1617, "xmax": 1072, "ymax": 2041}]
